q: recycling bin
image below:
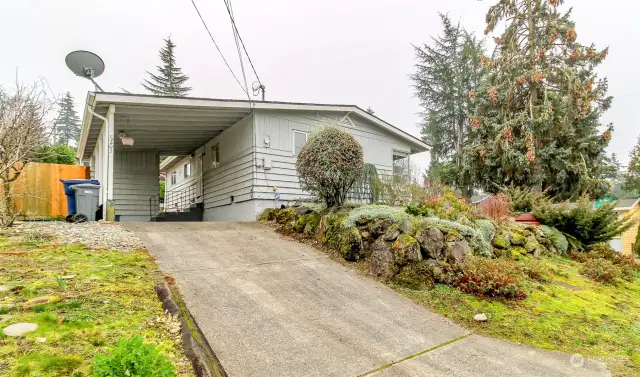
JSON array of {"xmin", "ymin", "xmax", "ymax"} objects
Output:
[
  {"xmin": 70, "ymin": 183, "xmax": 101, "ymax": 221},
  {"xmin": 60, "ymin": 179, "xmax": 99, "ymax": 215}
]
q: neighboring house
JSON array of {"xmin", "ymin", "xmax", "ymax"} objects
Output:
[
  {"xmin": 470, "ymin": 194, "xmax": 490, "ymax": 206},
  {"xmin": 77, "ymin": 92, "xmax": 428, "ymax": 222},
  {"xmin": 608, "ymin": 198, "xmax": 640, "ymax": 255}
]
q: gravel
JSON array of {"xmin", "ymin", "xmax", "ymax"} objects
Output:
[{"xmin": 14, "ymin": 221, "xmax": 146, "ymax": 251}]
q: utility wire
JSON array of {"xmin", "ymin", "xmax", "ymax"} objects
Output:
[
  {"xmin": 220, "ymin": 0, "xmax": 263, "ymax": 85},
  {"xmin": 225, "ymin": 0, "xmax": 251, "ymax": 100},
  {"xmin": 189, "ymin": 0, "xmax": 248, "ymax": 95}
]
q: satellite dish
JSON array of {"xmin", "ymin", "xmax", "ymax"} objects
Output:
[{"xmin": 65, "ymin": 50, "xmax": 105, "ymax": 91}]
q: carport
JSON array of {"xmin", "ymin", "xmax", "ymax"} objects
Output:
[{"xmin": 77, "ymin": 92, "xmax": 253, "ymax": 221}]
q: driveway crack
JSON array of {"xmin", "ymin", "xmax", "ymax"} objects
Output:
[{"xmin": 356, "ymin": 333, "xmax": 472, "ymax": 377}]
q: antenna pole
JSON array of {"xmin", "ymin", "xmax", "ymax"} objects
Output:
[
  {"xmin": 90, "ymin": 77, "xmax": 104, "ymax": 92},
  {"xmin": 261, "ymin": 85, "xmax": 265, "ymax": 101}
]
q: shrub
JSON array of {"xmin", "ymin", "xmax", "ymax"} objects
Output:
[
  {"xmin": 92, "ymin": 336, "xmax": 176, "ymax": 377},
  {"xmin": 580, "ymin": 258, "xmax": 634, "ymax": 285},
  {"xmin": 454, "ymin": 257, "xmax": 527, "ymax": 299},
  {"xmin": 480, "ymin": 194, "xmax": 512, "ymax": 222},
  {"xmin": 474, "ymin": 219, "xmax": 495, "ymax": 244},
  {"xmin": 572, "ymin": 243, "xmax": 639, "ymax": 271},
  {"xmin": 505, "ymin": 187, "xmax": 549, "ymax": 214},
  {"xmin": 635, "ymin": 224, "xmax": 640, "ymax": 257},
  {"xmin": 539, "ymin": 225, "xmax": 568, "ymax": 254},
  {"xmin": 342, "ymin": 205, "xmax": 412, "ymax": 228},
  {"xmin": 533, "ymin": 196, "xmax": 634, "ymax": 251},
  {"xmin": 518, "ymin": 258, "xmax": 553, "ymax": 283},
  {"xmin": 296, "ymin": 123, "xmax": 364, "ymax": 208},
  {"xmin": 35, "ymin": 143, "xmax": 77, "ymax": 165},
  {"xmin": 405, "ymin": 188, "xmax": 471, "ymax": 221}
]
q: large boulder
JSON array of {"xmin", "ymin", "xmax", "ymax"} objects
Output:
[
  {"xmin": 340, "ymin": 227, "xmax": 363, "ymax": 262},
  {"xmin": 446, "ymin": 240, "xmax": 470, "ymax": 265},
  {"xmin": 295, "ymin": 206, "xmax": 314, "ymax": 217},
  {"xmin": 369, "ymin": 220, "xmax": 393, "ymax": 238},
  {"xmin": 415, "ymin": 227, "xmax": 445, "ymax": 260},
  {"xmin": 509, "ymin": 232, "xmax": 526, "ymax": 246},
  {"xmin": 391, "ymin": 234, "xmax": 422, "ymax": 267},
  {"xmin": 492, "ymin": 232, "xmax": 510, "ymax": 249},
  {"xmin": 382, "ymin": 224, "xmax": 401, "ymax": 242},
  {"xmin": 524, "ymin": 235, "xmax": 539, "ymax": 253},
  {"xmin": 370, "ymin": 239, "xmax": 397, "ymax": 279}
]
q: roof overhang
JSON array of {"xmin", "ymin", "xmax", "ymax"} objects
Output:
[
  {"xmin": 78, "ymin": 92, "xmax": 429, "ymax": 160},
  {"xmin": 614, "ymin": 198, "xmax": 640, "ymax": 211}
]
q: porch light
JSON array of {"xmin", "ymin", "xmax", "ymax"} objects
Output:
[{"xmin": 119, "ymin": 131, "xmax": 134, "ymax": 146}]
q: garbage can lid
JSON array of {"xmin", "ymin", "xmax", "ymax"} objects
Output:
[{"xmin": 70, "ymin": 183, "xmax": 101, "ymax": 190}]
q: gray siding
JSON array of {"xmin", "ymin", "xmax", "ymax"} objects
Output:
[
  {"xmin": 252, "ymin": 109, "xmax": 414, "ymax": 204},
  {"xmin": 113, "ymin": 151, "xmax": 159, "ymax": 218},
  {"xmin": 201, "ymin": 114, "xmax": 254, "ymax": 210}
]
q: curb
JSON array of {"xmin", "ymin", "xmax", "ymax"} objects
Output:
[{"xmin": 155, "ymin": 282, "xmax": 227, "ymax": 377}]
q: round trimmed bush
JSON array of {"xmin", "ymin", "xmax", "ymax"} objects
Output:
[{"xmin": 296, "ymin": 123, "xmax": 364, "ymax": 208}]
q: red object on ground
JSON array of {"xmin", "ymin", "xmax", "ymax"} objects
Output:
[{"xmin": 515, "ymin": 213, "xmax": 541, "ymax": 226}]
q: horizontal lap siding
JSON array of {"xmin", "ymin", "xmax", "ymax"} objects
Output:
[
  {"xmin": 201, "ymin": 114, "xmax": 254, "ymax": 210},
  {"xmin": 253, "ymin": 110, "xmax": 407, "ymax": 202},
  {"xmin": 113, "ymin": 151, "xmax": 159, "ymax": 217}
]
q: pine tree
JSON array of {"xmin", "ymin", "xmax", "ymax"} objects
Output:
[
  {"xmin": 464, "ymin": 0, "xmax": 612, "ymax": 200},
  {"xmin": 411, "ymin": 13, "xmax": 485, "ymax": 195},
  {"xmin": 142, "ymin": 37, "xmax": 192, "ymax": 96},
  {"xmin": 622, "ymin": 136, "xmax": 640, "ymax": 196},
  {"xmin": 53, "ymin": 92, "xmax": 81, "ymax": 147}
]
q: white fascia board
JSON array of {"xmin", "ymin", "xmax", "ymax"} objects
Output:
[{"xmin": 77, "ymin": 92, "xmax": 96, "ymax": 159}]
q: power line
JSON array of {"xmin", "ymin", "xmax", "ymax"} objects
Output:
[
  {"xmin": 220, "ymin": 0, "xmax": 263, "ymax": 85},
  {"xmin": 225, "ymin": 0, "xmax": 250, "ymax": 100},
  {"xmin": 188, "ymin": 0, "xmax": 248, "ymax": 95}
]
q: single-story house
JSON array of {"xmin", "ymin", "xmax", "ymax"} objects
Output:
[
  {"xmin": 609, "ymin": 198, "xmax": 640, "ymax": 255},
  {"xmin": 77, "ymin": 92, "xmax": 429, "ymax": 222}
]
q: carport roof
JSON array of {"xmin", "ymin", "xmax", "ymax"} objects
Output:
[{"xmin": 78, "ymin": 92, "xmax": 429, "ymax": 160}]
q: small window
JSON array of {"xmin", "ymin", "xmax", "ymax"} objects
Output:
[
  {"xmin": 393, "ymin": 151, "xmax": 410, "ymax": 177},
  {"xmin": 211, "ymin": 144, "xmax": 220, "ymax": 168},
  {"xmin": 170, "ymin": 172, "xmax": 177, "ymax": 185},
  {"xmin": 184, "ymin": 162, "xmax": 191, "ymax": 178},
  {"xmin": 293, "ymin": 130, "xmax": 309, "ymax": 156}
]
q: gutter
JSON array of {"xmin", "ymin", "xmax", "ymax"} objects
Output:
[{"xmin": 76, "ymin": 92, "xmax": 97, "ymax": 160}]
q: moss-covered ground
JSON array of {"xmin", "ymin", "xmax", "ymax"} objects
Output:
[
  {"xmin": 0, "ymin": 236, "xmax": 195, "ymax": 377},
  {"xmin": 394, "ymin": 256, "xmax": 640, "ymax": 377}
]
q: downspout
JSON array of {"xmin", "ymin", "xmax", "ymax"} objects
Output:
[{"xmin": 87, "ymin": 108, "xmax": 110, "ymax": 219}]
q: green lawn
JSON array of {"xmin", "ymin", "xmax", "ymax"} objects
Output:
[
  {"xmin": 393, "ymin": 256, "xmax": 640, "ymax": 377},
  {"xmin": 0, "ymin": 236, "xmax": 195, "ymax": 377}
]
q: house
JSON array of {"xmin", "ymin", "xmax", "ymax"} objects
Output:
[
  {"xmin": 77, "ymin": 92, "xmax": 429, "ymax": 222},
  {"xmin": 609, "ymin": 198, "xmax": 640, "ymax": 255}
]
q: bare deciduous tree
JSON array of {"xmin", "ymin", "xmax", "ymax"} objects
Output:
[{"xmin": 0, "ymin": 81, "xmax": 55, "ymax": 226}]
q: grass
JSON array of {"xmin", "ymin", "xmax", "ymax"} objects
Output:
[
  {"xmin": 0, "ymin": 235, "xmax": 195, "ymax": 377},
  {"xmin": 393, "ymin": 255, "xmax": 640, "ymax": 377}
]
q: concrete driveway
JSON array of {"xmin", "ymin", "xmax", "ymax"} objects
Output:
[{"xmin": 125, "ymin": 222, "xmax": 609, "ymax": 377}]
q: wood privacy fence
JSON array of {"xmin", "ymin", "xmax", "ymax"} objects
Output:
[{"xmin": 11, "ymin": 163, "xmax": 90, "ymax": 220}]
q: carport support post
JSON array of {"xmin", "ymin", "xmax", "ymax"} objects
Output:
[{"xmin": 103, "ymin": 104, "xmax": 116, "ymax": 221}]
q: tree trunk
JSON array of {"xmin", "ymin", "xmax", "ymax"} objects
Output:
[{"xmin": 0, "ymin": 179, "xmax": 15, "ymax": 227}]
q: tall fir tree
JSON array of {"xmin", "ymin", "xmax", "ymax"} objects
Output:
[
  {"xmin": 411, "ymin": 13, "xmax": 485, "ymax": 195},
  {"xmin": 464, "ymin": 0, "xmax": 612, "ymax": 200},
  {"xmin": 53, "ymin": 92, "xmax": 81, "ymax": 147},
  {"xmin": 142, "ymin": 37, "xmax": 192, "ymax": 96},
  {"xmin": 622, "ymin": 136, "xmax": 640, "ymax": 196}
]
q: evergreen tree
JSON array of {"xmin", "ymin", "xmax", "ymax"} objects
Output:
[
  {"xmin": 53, "ymin": 92, "xmax": 81, "ymax": 147},
  {"xmin": 622, "ymin": 136, "xmax": 640, "ymax": 196},
  {"xmin": 142, "ymin": 37, "xmax": 192, "ymax": 96},
  {"xmin": 464, "ymin": 0, "xmax": 612, "ymax": 200},
  {"xmin": 411, "ymin": 13, "xmax": 485, "ymax": 196}
]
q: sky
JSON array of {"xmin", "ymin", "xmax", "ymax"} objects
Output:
[{"xmin": 1, "ymin": 0, "xmax": 639, "ymax": 172}]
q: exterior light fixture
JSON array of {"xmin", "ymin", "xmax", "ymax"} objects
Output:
[{"xmin": 119, "ymin": 130, "xmax": 134, "ymax": 146}]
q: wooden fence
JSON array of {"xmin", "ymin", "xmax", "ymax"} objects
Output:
[{"xmin": 11, "ymin": 163, "xmax": 90, "ymax": 220}]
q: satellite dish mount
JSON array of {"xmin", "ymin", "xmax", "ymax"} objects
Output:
[{"xmin": 65, "ymin": 50, "xmax": 105, "ymax": 92}]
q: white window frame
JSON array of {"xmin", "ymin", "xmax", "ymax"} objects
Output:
[
  {"xmin": 392, "ymin": 150, "xmax": 411, "ymax": 177},
  {"xmin": 184, "ymin": 162, "xmax": 191, "ymax": 178},
  {"xmin": 211, "ymin": 144, "xmax": 220, "ymax": 169},
  {"xmin": 170, "ymin": 171, "xmax": 177, "ymax": 185},
  {"xmin": 293, "ymin": 130, "xmax": 310, "ymax": 156}
]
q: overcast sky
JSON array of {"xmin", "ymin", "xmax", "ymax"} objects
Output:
[{"xmin": 1, "ymin": 0, "xmax": 638, "ymax": 171}]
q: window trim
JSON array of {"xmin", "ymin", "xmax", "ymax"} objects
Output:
[
  {"xmin": 170, "ymin": 171, "xmax": 177, "ymax": 185},
  {"xmin": 211, "ymin": 144, "xmax": 220, "ymax": 169},
  {"xmin": 184, "ymin": 162, "xmax": 191, "ymax": 178},
  {"xmin": 392, "ymin": 150, "xmax": 411, "ymax": 177},
  {"xmin": 293, "ymin": 130, "xmax": 310, "ymax": 156}
]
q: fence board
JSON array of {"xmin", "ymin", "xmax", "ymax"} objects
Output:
[{"xmin": 11, "ymin": 163, "xmax": 90, "ymax": 220}]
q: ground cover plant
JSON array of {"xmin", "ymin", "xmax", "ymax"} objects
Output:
[{"xmin": 0, "ymin": 234, "xmax": 194, "ymax": 377}]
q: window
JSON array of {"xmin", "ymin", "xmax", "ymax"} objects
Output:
[
  {"xmin": 393, "ymin": 151, "xmax": 410, "ymax": 177},
  {"xmin": 170, "ymin": 172, "xmax": 177, "ymax": 185},
  {"xmin": 211, "ymin": 144, "xmax": 220, "ymax": 168},
  {"xmin": 293, "ymin": 130, "xmax": 309, "ymax": 156},
  {"xmin": 184, "ymin": 162, "xmax": 191, "ymax": 178}
]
